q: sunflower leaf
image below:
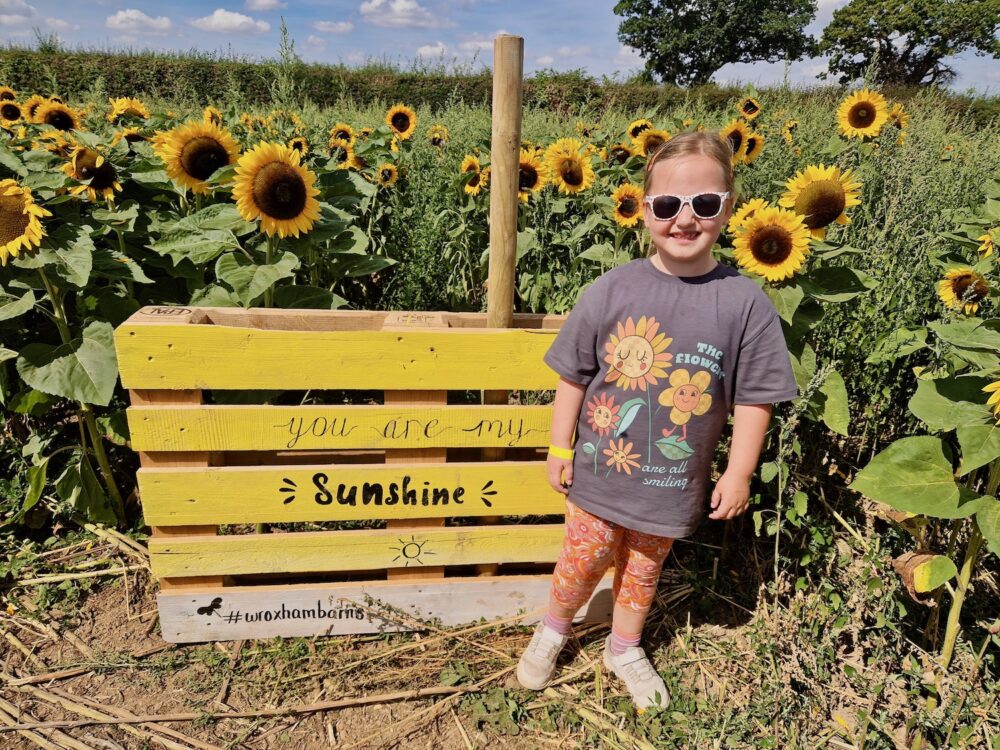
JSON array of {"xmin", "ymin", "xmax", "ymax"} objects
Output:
[
  {"xmin": 0, "ymin": 290, "xmax": 35, "ymax": 322},
  {"xmin": 929, "ymin": 318, "xmax": 1000, "ymax": 352},
  {"xmin": 818, "ymin": 369, "xmax": 850, "ymax": 436},
  {"xmin": 272, "ymin": 285, "xmax": 348, "ymax": 310},
  {"xmin": 866, "ymin": 326, "xmax": 928, "ymax": 364},
  {"xmin": 908, "ymin": 375, "xmax": 993, "ymax": 432},
  {"xmin": 976, "ymin": 498, "xmax": 1000, "ymax": 556},
  {"xmin": 149, "ymin": 227, "xmax": 241, "ymax": 266},
  {"xmin": 16, "ymin": 320, "xmax": 119, "ymax": 406},
  {"xmin": 764, "ymin": 282, "xmax": 804, "ymax": 324},
  {"xmin": 215, "ymin": 250, "xmax": 300, "ymax": 307},
  {"xmin": 0, "ymin": 143, "xmax": 27, "ymax": 177},
  {"xmin": 956, "ymin": 423, "xmax": 1000, "ymax": 476},
  {"xmin": 800, "ymin": 266, "xmax": 876, "ymax": 303}
]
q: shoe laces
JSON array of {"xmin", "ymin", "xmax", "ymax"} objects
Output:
[
  {"xmin": 621, "ymin": 652, "xmax": 657, "ymax": 683},
  {"xmin": 528, "ymin": 629, "xmax": 563, "ymax": 660}
]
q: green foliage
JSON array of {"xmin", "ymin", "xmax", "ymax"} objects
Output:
[
  {"xmin": 818, "ymin": 0, "xmax": 1000, "ymax": 86},
  {"xmin": 613, "ymin": 0, "xmax": 820, "ymax": 86}
]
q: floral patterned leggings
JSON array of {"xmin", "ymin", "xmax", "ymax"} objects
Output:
[{"xmin": 550, "ymin": 499, "xmax": 675, "ymax": 614}]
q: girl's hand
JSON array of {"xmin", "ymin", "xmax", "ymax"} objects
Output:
[
  {"xmin": 547, "ymin": 454, "xmax": 573, "ymax": 495},
  {"xmin": 708, "ymin": 471, "xmax": 751, "ymax": 520}
]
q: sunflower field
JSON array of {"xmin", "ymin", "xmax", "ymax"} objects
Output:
[{"xmin": 1, "ymin": 72, "xmax": 1000, "ymax": 747}]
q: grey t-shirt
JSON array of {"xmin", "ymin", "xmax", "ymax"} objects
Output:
[{"xmin": 543, "ymin": 257, "xmax": 798, "ymax": 538}]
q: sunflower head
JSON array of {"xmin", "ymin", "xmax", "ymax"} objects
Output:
[
  {"xmin": 727, "ymin": 198, "xmax": 771, "ymax": 237},
  {"xmin": 107, "ymin": 97, "xmax": 150, "ymax": 124},
  {"xmin": 36, "ymin": 101, "xmax": 79, "ymax": 132},
  {"xmin": 544, "ymin": 138, "xmax": 596, "ymax": 195},
  {"xmin": 428, "ymin": 124, "xmax": 449, "ymax": 148},
  {"xmin": 575, "ymin": 121, "xmax": 596, "ymax": 139},
  {"xmin": 203, "ymin": 106, "xmax": 223, "ymax": 127},
  {"xmin": 635, "ymin": 128, "xmax": 671, "ymax": 158},
  {"xmin": 938, "ymin": 268, "xmax": 990, "ymax": 316},
  {"xmin": 611, "ymin": 183, "xmax": 643, "ymax": 228},
  {"xmin": 329, "ymin": 122, "xmax": 356, "ymax": 146},
  {"xmin": 460, "ymin": 154, "xmax": 484, "ymax": 195},
  {"xmin": 738, "ymin": 96, "xmax": 761, "ymax": 121},
  {"xmin": 517, "ymin": 148, "xmax": 548, "ymax": 201},
  {"xmin": 732, "ymin": 206, "xmax": 813, "ymax": 282},
  {"xmin": 608, "ymin": 142, "xmax": 634, "ymax": 165},
  {"xmin": 22, "ymin": 95, "xmax": 47, "ymax": 123},
  {"xmin": 62, "ymin": 146, "xmax": 123, "ymax": 202},
  {"xmin": 719, "ymin": 119, "xmax": 751, "ymax": 164},
  {"xmin": 233, "ymin": 141, "xmax": 321, "ymax": 238},
  {"xmin": 0, "ymin": 101, "xmax": 22, "ymax": 125},
  {"xmin": 742, "ymin": 132, "xmax": 765, "ymax": 164},
  {"xmin": 781, "ymin": 119, "xmax": 798, "ymax": 144},
  {"xmin": 778, "ymin": 164, "xmax": 862, "ymax": 240},
  {"xmin": 376, "ymin": 162, "xmax": 399, "ymax": 188},
  {"xmin": 111, "ymin": 126, "xmax": 150, "ymax": 149},
  {"xmin": 628, "ymin": 118, "xmax": 653, "ymax": 141},
  {"xmin": 837, "ymin": 88, "xmax": 889, "ymax": 139},
  {"xmin": 154, "ymin": 120, "xmax": 241, "ymax": 194},
  {"xmin": 602, "ymin": 315, "xmax": 674, "ymax": 392},
  {"xmin": 385, "ymin": 104, "xmax": 416, "ymax": 140},
  {"xmin": 288, "ymin": 136, "xmax": 309, "ymax": 156},
  {"xmin": 328, "ymin": 137, "xmax": 354, "ymax": 168},
  {"xmin": 0, "ymin": 179, "xmax": 51, "ymax": 266},
  {"xmin": 0, "ymin": 87, "xmax": 15, "ymax": 101}
]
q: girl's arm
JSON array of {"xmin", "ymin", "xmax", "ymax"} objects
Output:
[
  {"xmin": 548, "ymin": 376, "xmax": 587, "ymax": 494},
  {"xmin": 709, "ymin": 403, "xmax": 772, "ymax": 519}
]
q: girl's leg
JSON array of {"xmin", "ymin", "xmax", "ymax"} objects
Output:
[
  {"xmin": 609, "ymin": 529, "xmax": 674, "ymax": 651},
  {"xmin": 546, "ymin": 500, "xmax": 623, "ymax": 631}
]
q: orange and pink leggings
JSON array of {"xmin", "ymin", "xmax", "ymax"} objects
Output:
[{"xmin": 550, "ymin": 500, "xmax": 674, "ymax": 615}]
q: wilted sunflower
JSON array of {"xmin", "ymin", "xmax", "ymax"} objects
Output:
[
  {"xmin": 727, "ymin": 198, "xmax": 770, "ymax": 237},
  {"xmin": 233, "ymin": 142, "xmax": 321, "ymax": 238},
  {"xmin": 607, "ymin": 142, "xmax": 634, "ymax": 165},
  {"xmin": 837, "ymin": 88, "xmax": 889, "ymax": 139},
  {"xmin": 732, "ymin": 206, "xmax": 812, "ymax": 282},
  {"xmin": 742, "ymin": 132, "xmax": 764, "ymax": 164},
  {"xmin": 36, "ymin": 101, "xmax": 79, "ymax": 131},
  {"xmin": 544, "ymin": 138, "xmax": 595, "ymax": 195},
  {"xmin": 887, "ymin": 102, "xmax": 909, "ymax": 144},
  {"xmin": 203, "ymin": 106, "xmax": 223, "ymax": 127},
  {"xmin": 517, "ymin": 148, "xmax": 548, "ymax": 203},
  {"xmin": 23, "ymin": 95, "xmax": 47, "ymax": 123},
  {"xmin": 461, "ymin": 154, "xmax": 484, "ymax": 195},
  {"xmin": 937, "ymin": 268, "xmax": 990, "ymax": 316},
  {"xmin": 781, "ymin": 119, "xmax": 798, "ymax": 144},
  {"xmin": 0, "ymin": 101, "xmax": 22, "ymax": 126},
  {"xmin": 719, "ymin": 119, "xmax": 751, "ymax": 164},
  {"xmin": 0, "ymin": 179, "xmax": 51, "ymax": 266},
  {"xmin": 0, "ymin": 87, "xmax": 15, "ymax": 101},
  {"xmin": 385, "ymin": 104, "xmax": 416, "ymax": 140},
  {"xmin": 111, "ymin": 127, "xmax": 150, "ymax": 148},
  {"xmin": 978, "ymin": 230, "xmax": 997, "ymax": 259},
  {"xmin": 377, "ymin": 162, "xmax": 398, "ymax": 188},
  {"xmin": 628, "ymin": 119, "xmax": 653, "ymax": 141},
  {"xmin": 62, "ymin": 146, "xmax": 123, "ymax": 202},
  {"xmin": 778, "ymin": 164, "xmax": 862, "ymax": 240},
  {"xmin": 982, "ymin": 380, "xmax": 1000, "ymax": 421},
  {"xmin": 428, "ymin": 124, "xmax": 449, "ymax": 148},
  {"xmin": 288, "ymin": 136, "xmax": 309, "ymax": 156},
  {"xmin": 329, "ymin": 122, "xmax": 356, "ymax": 146},
  {"xmin": 154, "ymin": 120, "xmax": 241, "ymax": 195},
  {"xmin": 611, "ymin": 183, "xmax": 643, "ymax": 227},
  {"xmin": 107, "ymin": 97, "xmax": 149, "ymax": 124},
  {"xmin": 738, "ymin": 96, "xmax": 761, "ymax": 121}
]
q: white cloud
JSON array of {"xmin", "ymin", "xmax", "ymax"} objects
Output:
[
  {"xmin": 106, "ymin": 9, "xmax": 173, "ymax": 33},
  {"xmin": 306, "ymin": 34, "xmax": 326, "ymax": 48},
  {"xmin": 417, "ymin": 41, "xmax": 446, "ymax": 57},
  {"xmin": 556, "ymin": 45, "xmax": 591, "ymax": 57},
  {"xmin": 245, "ymin": 0, "xmax": 285, "ymax": 9},
  {"xmin": 358, "ymin": 0, "xmax": 448, "ymax": 29},
  {"xmin": 456, "ymin": 29, "xmax": 506, "ymax": 56},
  {"xmin": 613, "ymin": 44, "xmax": 642, "ymax": 67},
  {"xmin": 191, "ymin": 9, "xmax": 269, "ymax": 34},
  {"xmin": 46, "ymin": 17, "xmax": 79, "ymax": 31},
  {"xmin": 313, "ymin": 20, "xmax": 353, "ymax": 33},
  {"xmin": 0, "ymin": 0, "xmax": 37, "ymax": 24},
  {"xmin": 535, "ymin": 55, "xmax": 554, "ymax": 66}
]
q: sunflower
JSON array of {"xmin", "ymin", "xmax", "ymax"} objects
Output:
[
  {"xmin": 154, "ymin": 120, "xmax": 241, "ymax": 195},
  {"xmin": 719, "ymin": 119, "xmax": 751, "ymax": 164},
  {"xmin": 203, "ymin": 106, "xmax": 223, "ymax": 127},
  {"xmin": 239, "ymin": 112, "xmax": 256, "ymax": 130},
  {"xmin": 48, "ymin": 95, "xmax": 64, "ymax": 104},
  {"xmin": 586, "ymin": 393, "xmax": 621, "ymax": 437},
  {"xmin": 107, "ymin": 97, "xmax": 149, "ymax": 124},
  {"xmin": 727, "ymin": 198, "xmax": 770, "ymax": 237},
  {"xmin": 111, "ymin": 127, "xmax": 149, "ymax": 148},
  {"xmin": 376, "ymin": 162, "xmax": 398, "ymax": 188},
  {"xmin": 602, "ymin": 315, "xmax": 673, "ymax": 391},
  {"xmin": 328, "ymin": 137, "xmax": 354, "ymax": 169},
  {"xmin": 358, "ymin": 127, "xmax": 373, "ymax": 140},
  {"xmin": 0, "ymin": 179, "xmax": 51, "ymax": 266},
  {"xmin": 517, "ymin": 148, "xmax": 548, "ymax": 202},
  {"xmin": 62, "ymin": 146, "xmax": 123, "ymax": 202},
  {"xmin": 938, "ymin": 268, "xmax": 990, "ymax": 316},
  {"xmin": 682, "ymin": 118, "xmax": 695, "ymax": 130},
  {"xmin": 0, "ymin": 101, "xmax": 22, "ymax": 126},
  {"xmin": 461, "ymin": 154, "xmax": 484, "ymax": 195},
  {"xmin": 603, "ymin": 438, "xmax": 641, "ymax": 475},
  {"xmin": 837, "ymin": 88, "xmax": 889, "ymax": 139},
  {"xmin": 428, "ymin": 124, "xmax": 449, "ymax": 148},
  {"xmin": 329, "ymin": 122, "xmax": 356, "ymax": 146},
  {"xmin": 887, "ymin": 102, "xmax": 909, "ymax": 144},
  {"xmin": 657, "ymin": 369, "xmax": 713, "ymax": 426},
  {"xmin": 978, "ymin": 230, "xmax": 997, "ymax": 259},
  {"xmin": 23, "ymin": 95, "xmax": 47, "ymax": 123},
  {"xmin": 778, "ymin": 164, "xmax": 862, "ymax": 240},
  {"xmin": 732, "ymin": 206, "xmax": 812, "ymax": 282},
  {"xmin": 742, "ymin": 132, "xmax": 764, "ymax": 164},
  {"xmin": 611, "ymin": 183, "xmax": 644, "ymax": 228},
  {"xmin": 634, "ymin": 128, "xmax": 671, "ymax": 158},
  {"xmin": 385, "ymin": 104, "xmax": 416, "ymax": 141},
  {"xmin": 575, "ymin": 121, "xmax": 596, "ymax": 139},
  {"xmin": 36, "ymin": 101, "xmax": 79, "ymax": 131},
  {"xmin": 0, "ymin": 87, "xmax": 15, "ymax": 101},
  {"xmin": 233, "ymin": 141, "xmax": 321, "ymax": 238},
  {"xmin": 627, "ymin": 118, "xmax": 653, "ymax": 141},
  {"xmin": 544, "ymin": 138, "xmax": 595, "ymax": 195},
  {"xmin": 283, "ymin": 136, "xmax": 307, "ymax": 157},
  {"xmin": 32, "ymin": 129, "xmax": 75, "ymax": 157},
  {"xmin": 480, "ymin": 166, "xmax": 491, "ymax": 191},
  {"xmin": 607, "ymin": 142, "xmax": 634, "ymax": 165},
  {"xmin": 781, "ymin": 119, "xmax": 798, "ymax": 144},
  {"xmin": 982, "ymin": 381, "xmax": 1000, "ymax": 422},
  {"xmin": 738, "ymin": 96, "xmax": 761, "ymax": 121}
]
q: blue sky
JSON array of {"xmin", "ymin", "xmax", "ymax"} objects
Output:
[{"xmin": 2, "ymin": 0, "xmax": 998, "ymax": 94}]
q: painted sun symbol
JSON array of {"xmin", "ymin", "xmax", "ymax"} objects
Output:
[
  {"xmin": 603, "ymin": 316, "xmax": 673, "ymax": 391},
  {"xmin": 390, "ymin": 536, "xmax": 436, "ymax": 567}
]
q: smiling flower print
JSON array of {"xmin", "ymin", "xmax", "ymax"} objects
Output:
[
  {"xmin": 586, "ymin": 392, "xmax": 621, "ymax": 437},
  {"xmin": 659, "ymin": 368, "xmax": 713, "ymax": 443},
  {"xmin": 603, "ymin": 316, "xmax": 673, "ymax": 392}
]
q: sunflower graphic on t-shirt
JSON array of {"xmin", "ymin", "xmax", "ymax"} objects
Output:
[
  {"xmin": 602, "ymin": 316, "xmax": 673, "ymax": 392},
  {"xmin": 656, "ymin": 369, "xmax": 713, "ymax": 459}
]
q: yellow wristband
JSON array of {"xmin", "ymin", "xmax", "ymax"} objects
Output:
[{"xmin": 548, "ymin": 444, "xmax": 575, "ymax": 460}]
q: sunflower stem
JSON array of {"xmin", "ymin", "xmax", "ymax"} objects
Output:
[
  {"xmin": 366, "ymin": 186, "xmax": 379, "ymax": 252},
  {"xmin": 264, "ymin": 234, "xmax": 277, "ymax": 308},
  {"xmin": 115, "ymin": 230, "xmax": 135, "ymax": 301}
]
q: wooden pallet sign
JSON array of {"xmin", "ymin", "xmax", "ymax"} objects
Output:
[{"xmin": 114, "ymin": 306, "xmax": 613, "ymax": 643}]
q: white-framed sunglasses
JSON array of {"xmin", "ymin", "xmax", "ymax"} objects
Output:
[{"xmin": 643, "ymin": 191, "xmax": 730, "ymax": 221}]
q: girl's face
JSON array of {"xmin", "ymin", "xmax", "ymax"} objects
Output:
[{"xmin": 643, "ymin": 154, "xmax": 733, "ymax": 269}]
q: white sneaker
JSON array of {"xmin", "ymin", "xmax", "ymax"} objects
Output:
[
  {"xmin": 602, "ymin": 635, "xmax": 670, "ymax": 711},
  {"xmin": 516, "ymin": 623, "xmax": 570, "ymax": 690}
]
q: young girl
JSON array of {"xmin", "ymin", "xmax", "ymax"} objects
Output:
[{"xmin": 516, "ymin": 131, "xmax": 799, "ymax": 710}]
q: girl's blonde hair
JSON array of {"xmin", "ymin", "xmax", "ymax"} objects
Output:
[{"xmin": 642, "ymin": 131, "xmax": 736, "ymax": 197}]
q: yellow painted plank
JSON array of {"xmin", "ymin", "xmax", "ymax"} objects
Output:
[
  {"xmin": 114, "ymin": 324, "xmax": 561, "ymax": 390},
  {"xmin": 139, "ymin": 461, "xmax": 564, "ymax": 525},
  {"xmin": 128, "ymin": 404, "xmax": 553, "ymax": 452},
  {"xmin": 149, "ymin": 525, "xmax": 567, "ymax": 578}
]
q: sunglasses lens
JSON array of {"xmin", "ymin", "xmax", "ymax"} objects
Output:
[
  {"xmin": 692, "ymin": 193, "xmax": 722, "ymax": 217},
  {"xmin": 651, "ymin": 195, "xmax": 680, "ymax": 219}
]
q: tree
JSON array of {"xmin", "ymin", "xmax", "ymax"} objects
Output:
[
  {"xmin": 818, "ymin": 0, "xmax": 1000, "ymax": 86},
  {"xmin": 613, "ymin": 0, "xmax": 819, "ymax": 87}
]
